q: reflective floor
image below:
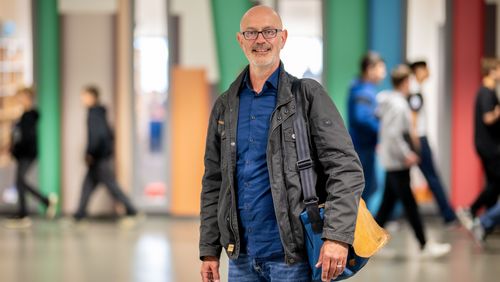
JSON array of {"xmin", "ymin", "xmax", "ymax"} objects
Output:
[{"xmin": 0, "ymin": 216, "xmax": 499, "ymax": 282}]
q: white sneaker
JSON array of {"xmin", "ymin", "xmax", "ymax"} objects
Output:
[
  {"xmin": 420, "ymin": 242, "xmax": 451, "ymax": 259},
  {"xmin": 46, "ymin": 193, "xmax": 59, "ymax": 219},
  {"xmin": 470, "ymin": 218, "xmax": 486, "ymax": 248},
  {"xmin": 456, "ymin": 207, "xmax": 473, "ymax": 230}
]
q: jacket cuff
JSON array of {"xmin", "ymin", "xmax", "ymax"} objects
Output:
[
  {"xmin": 321, "ymin": 228, "xmax": 354, "ymax": 245},
  {"xmin": 199, "ymin": 245, "xmax": 222, "ymax": 261}
]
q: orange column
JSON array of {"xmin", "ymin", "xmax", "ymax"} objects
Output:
[{"xmin": 170, "ymin": 67, "xmax": 210, "ymax": 216}]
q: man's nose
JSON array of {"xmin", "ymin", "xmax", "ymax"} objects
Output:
[{"xmin": 255, "ymin": 32, "xmax": 267, "ymax": 43}]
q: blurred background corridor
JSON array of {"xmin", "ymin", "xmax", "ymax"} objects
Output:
[{"xmin": 0, "ymin": 0, "xmax": 499, "ymax": 281}]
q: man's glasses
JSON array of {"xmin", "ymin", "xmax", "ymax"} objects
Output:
[{"xmin": 240, "ymin": 29, "xmax": 282, "ymax": 40}]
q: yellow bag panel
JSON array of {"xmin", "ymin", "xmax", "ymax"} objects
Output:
[{"xmin": 352, "ymin": 199, "xmax": 391, "ymax": 258}]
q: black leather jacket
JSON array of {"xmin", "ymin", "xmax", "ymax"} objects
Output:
[{"xmin": 199, "ymin": 64, "xmax": 364, "ymax": 264}]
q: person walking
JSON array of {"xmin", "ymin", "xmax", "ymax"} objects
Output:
[
  {"xmin": 408, "ymin": 61, "xmax": 457, "ymax": 225},
  {"xmin": 73, "ymin": 85, "xmax": 138, "ymax": 223},
  {"xmin": 348, "ymin": 52, "xmax": 386, "ymax": 202},
  {"xmin": 5, "ymin": 87, "xmax": 58, "ymax": 228},
  {"xmin": 457, "ymin": 58, "xmax": 500, "ymax": 228},
  {"xmin": 375, "ymin": 65, "xmax": 450, "ymax": 258}
]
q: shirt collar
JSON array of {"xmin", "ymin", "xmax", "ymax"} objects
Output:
[{"xmin": 242, "ymin": 66, "xmax": 280, "ymax": 92}]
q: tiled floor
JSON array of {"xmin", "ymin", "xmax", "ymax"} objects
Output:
[{"xmin": 0, "ymin": 216, "xmax": 499, "ymax": 282}]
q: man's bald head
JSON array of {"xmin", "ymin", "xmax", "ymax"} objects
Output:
[
  {"xmin": 237, "ymin": 5, "xmax": 287, "ymax": 72},
  {"xmin": 240, "ymin": 5, "xmax": 283, "ymax": 31}
]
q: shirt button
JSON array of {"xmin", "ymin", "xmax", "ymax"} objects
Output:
[
  {"xmin": 288, "ymin": 258, "xmax": 295, "ymax": 264},
  {"xmin": 249, "ymin": 138, "xmax": 254, "ymax": 142},
  {"xmin": 277, "ymin": 116, "xmax": 282, "ymax": 121},
  {"xmin": 230, "ymin": 142, "xmax": 235, "ymax": 146},
  {"xmin": 251, "ymin": 115, "xmax": 256, "ymax": 120}
]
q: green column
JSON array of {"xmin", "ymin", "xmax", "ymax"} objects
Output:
[
  {"xmin": 323, "ymin": 0, "xmax": 367, "ymax": 120},
  {"xmin": 211, "ymin": 0, "xmax": 253, "ymax": 92},
  {"xmin": 35, "ymin": 0, "xmax": 60, "ymax": 211}
]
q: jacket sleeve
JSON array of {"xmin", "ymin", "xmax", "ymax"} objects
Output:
[
  {"xmin": 305, "ymin": 80, "xmax": 365, "ymax": 245},
  {"xmin": 199, "ymin": 99, "xmax": 223, "ymax": 260},
  {"xmin": 351, "ymin": 91, "xmax": 379, "ymax": 134}
]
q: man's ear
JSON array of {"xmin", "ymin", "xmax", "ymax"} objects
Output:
[
  {"xmin": 280, "ymin": 29, "xmax": 288, "ymax": 49},
  {"xmin": 236, "ymin": 32, "xmax": 244, "ymax": 48}
]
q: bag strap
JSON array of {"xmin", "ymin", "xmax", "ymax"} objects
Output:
[{"xmin": 291, "ymin": 79, "xmax": 323, "ymax": 233}]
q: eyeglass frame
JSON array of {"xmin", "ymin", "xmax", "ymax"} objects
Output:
[{"xmin": 240, "ymin": 29, "xmax": 283, "ymax": 40}]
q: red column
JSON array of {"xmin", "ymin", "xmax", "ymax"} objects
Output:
[{"xmin": 451, "ymin": 0, "xmax": 484, "ymax": 207}]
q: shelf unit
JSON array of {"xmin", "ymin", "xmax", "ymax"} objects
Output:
[{"xmin": 0, "ymin": 37, "xmax": 24, "ymax": 167}]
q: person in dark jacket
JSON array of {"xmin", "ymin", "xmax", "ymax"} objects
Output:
[
  {"xmin": 199, "ymin": 6, "xmax": 364, "ymax": 282},
  {"xmin": 5, "ymin": 87, "xmax": 58, "ymax": 229},
  {"xmin": 347, "ymin": 52, "xmax": 386, "ymax": 203},
  {"xmin": 457, "ymin": 58, "xmax": 500, "ymax": 228},
  {"xmin": 73, "ymin": 85, "xmax": 137, "ymax": 222}
]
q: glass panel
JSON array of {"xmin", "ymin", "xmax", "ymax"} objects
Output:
[
  {"xmin": 279, "ymin": 0, "xmax": 323, "ymax": 83},
  {"xmin": 133, "ymin": 0, "xmax": 169, "ymax": 211}
]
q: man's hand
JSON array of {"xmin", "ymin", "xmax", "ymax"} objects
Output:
[
  {"xmin": 315, "ymin": 239, "xmax": 349, "ymax": 281},
  {"xmin": 200, "ymin": 256, "xmax": 220, "ymax": 282},
  {"xmin": 404, "ymin": 151, "xmax": 419, "ymax": 167}
]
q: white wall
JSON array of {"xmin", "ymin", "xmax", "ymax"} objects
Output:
[
  {"xmin": 59, "ymin": 0, "xmax": 117, "ymax": 14},
  {"xmin": 407, "ymin": 0, "xmax": 445, "ymax": 149},
  {"xmin": 170, "ymin": 0, "xmax": 219, "ymax": 84},
  {"xmin": 406, "ymin": 0, "xmax": 450, "ymax": 188},
  {"xmin": 61, "ymin": 14, "xmax": 116, "ymax": 215}
]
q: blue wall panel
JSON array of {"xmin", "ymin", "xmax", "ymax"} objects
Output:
[{"xmin": 368, "ymin": 0, "xmax": 404, "ymax": 90}]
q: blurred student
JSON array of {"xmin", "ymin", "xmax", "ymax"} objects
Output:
[
  {"xmin": 408, "ymin": 61, "xmax": 457, "ymax": 225},
  {"xmin": 375, "ymin": 65, "xmax": 450, "ymax": 258},
  {"xmin": 457, "ymin": 58, "xmax": 500, "ymax": 227},
  {"xmin": 5, "ymin": 87, "xmax": 58, "ymax": 228},
  {"xmin": 74, "ymin": 85, "xmax": 137, "ymax": 222},
  {"xmin": 348, "ymin": 52, "xmax": 386, "ymax": 202}
]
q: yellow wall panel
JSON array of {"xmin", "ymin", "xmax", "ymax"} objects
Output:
[{"xmin": 170, "ymin": 67, "xmax": 210, "ymax": 216}]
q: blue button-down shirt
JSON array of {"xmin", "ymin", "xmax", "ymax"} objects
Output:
[{"xmin": 236, "ymin": 67, "xmax": 283, "ymax": 258}]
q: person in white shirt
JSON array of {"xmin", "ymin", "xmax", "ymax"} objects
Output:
[{"xmin": 408, "ymin": 61, "xmax": 457, "ymax": 225}]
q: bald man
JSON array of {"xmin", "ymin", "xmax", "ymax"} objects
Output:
[{"xmin": 199, "ymin": 6, "xmax": 364, "ymax": 282}]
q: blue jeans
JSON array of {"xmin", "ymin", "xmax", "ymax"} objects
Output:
[
  {"xmin": 229, "ymin": 254, "xmax": 311, "ymax": 282},
  {"xmin": 357, "ymin": 146, "xmax": 377, "ymax": 202},
  {"xmin": 480, "ymin": 203, "xmax": 500, "ymax": 231},
  {"xmin": 418, "ymin": 136, "xmax": 456, "ymax": 223}
]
